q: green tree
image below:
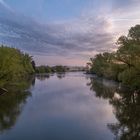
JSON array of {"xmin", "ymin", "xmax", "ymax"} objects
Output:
[
  {"xmin": 0, "ymin": 45, "xmax": 35, "ymax": 87},
  {"xmin": 88, "ymin": 25, "xmax": 140, "ymax": 90}
]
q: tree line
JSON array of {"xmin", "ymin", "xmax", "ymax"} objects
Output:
[
  {"xmin": 87, "ymin": 25, "xmax": 140, "ymax": 91},
  {"xmin": 0, "ymin": 46, "xmax": 68, "ymax": 88},
  {"xmin": 36, "ymin": 65, "xmax": 68, "ymax": 74}
]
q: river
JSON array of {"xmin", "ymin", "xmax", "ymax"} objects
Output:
[{"xmin": 0, "ymin": 72, "xmax": 139, "ymax": 140}]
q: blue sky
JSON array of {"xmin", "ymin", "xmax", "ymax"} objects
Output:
[
  {"xmin": 4, "ymin": 0, "xmax": 91, "ymax": 21},
  {"xmin": 0, "ymin": 0, "xmax": 140, "ymax": 66}
]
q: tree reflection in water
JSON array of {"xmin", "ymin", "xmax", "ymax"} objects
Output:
[
  {"xmin": 0, "ymin": 76, "xmax": 35, "ymax": 133},
  {"xmin": 56, "ymin": 73, "xmax": 65, "ymax": 79},
  {"xmin": 36, "ymin": 74, "xmax": 51, "ymax": 81},
  {"xmin": 36, "ymin": 73, "xmax": 65, "ymax": 80},
  {"xmin": 87, "ymin": 77, "xmax": 140, "ymax": 140}
]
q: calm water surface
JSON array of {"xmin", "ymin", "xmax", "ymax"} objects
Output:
[{"xmin": 0, "ymin": 72, "xmax": 139, "ymax": 140}]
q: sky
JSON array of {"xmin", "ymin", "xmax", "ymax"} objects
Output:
[{"xmin": 0, "ymin": 0, "xmax": 140, "ymax": 66}]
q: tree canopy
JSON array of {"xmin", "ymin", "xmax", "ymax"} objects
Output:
[
  {"xmin": 88, "ymin": 25, "xmax": 140, "ymax": 91},
  {"xmin": 0, "ymin": 45, "xmax": 35, "ymax": 87}
]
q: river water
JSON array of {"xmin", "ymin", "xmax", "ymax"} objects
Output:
[{"xmin": 0, "ymin": 72, "xmax": 139, "ymax": 140}]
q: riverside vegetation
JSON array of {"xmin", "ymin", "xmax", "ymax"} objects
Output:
[
  {"xmin": 0, "ymin": 46, "xmax": 67, "ymax": 89},
  {"xmin": 87, "ymin": 25, "xmax": 140, "ymax": 92},
  {"xmin": 0, "ymin": 46, "xmax": 35, "ymax": 88},
  {"xmin": 36, "ymin": 65, "xmax": 67, "ymax": 74}
]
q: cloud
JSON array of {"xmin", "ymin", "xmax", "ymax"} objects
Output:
[
  {"xmin": 0, "ymin": 0, "xmax": 140, "ymax": 65},
  {"xmin": 0, "ymin": 13, "xmax": 115, "ymax": 58}
]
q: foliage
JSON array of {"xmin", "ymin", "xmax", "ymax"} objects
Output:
[
  {"xmin": 36, "ymin": 66, "xmax": 52, "ymax": 73},
  {"xmin": 52, "ymin": 65, "xmax": 66, "ymax": 73},
  {"xmin": 0, "ymin": 45, "xmax": 35, "ymax": 87},
  {"xmin": 36, "ymin": 65, "xmax": 66, "ymax": 73},
  {"xmin": 88, "ymin": 25, "xmax": 140, "ymax": 90}
]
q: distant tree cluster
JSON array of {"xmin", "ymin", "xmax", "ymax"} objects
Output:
[
  {"xmin": 88, "ymin": 25, "xmax": 140, "ymax": 91},
  {"xmin": 0, "ymin": 45, "xmax": 35, "ymax": 87},
  {"xmin": 36, "ymin": 66, "xmax": 52, "ymax": 73},
  {"xmin": 36, "ymin": 65, "xmax": 68, "ymax": 74}
]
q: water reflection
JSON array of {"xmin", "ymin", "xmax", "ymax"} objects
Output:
[
  {"xmin": 87, "ymin": 76, "xmax": 140, "ymax": 140},
  {"xmin": 0, "ymin": 73, "xmax": 140, "ymax": 140},
  {"xmin": 0, "ymin": 76, "xmax": 34, "ymax": 133},
  {"xmin": 36, "ymin": 73, "xmax": 66, "ymax": 80},
  {"xmin": 36, "ymin": 74, "xmax": 51, "ymax": 81},
  {"xmin": 56, "ymin": 73, "xmax": 65, "ymax": 79}
]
